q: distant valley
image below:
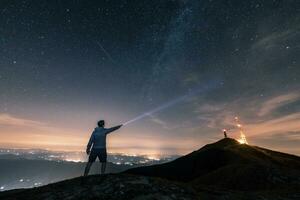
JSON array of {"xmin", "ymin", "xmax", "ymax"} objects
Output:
[{"xmin": 0, "ymin": 149, "xmax": 178, "ymax": 191}]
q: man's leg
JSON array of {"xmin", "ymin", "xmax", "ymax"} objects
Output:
[
  {"xmin": 84, "ymin": 150, "xmax": 96, "ymax": 177},
  {"xmin": 99, "ymin": 148, "xmax": 107, "ymax": 174},
  {"xmin": 84, "ymin": 162, "xmax": 93, "ymax": 176},
  {"xmin": 101, "ymin": 162, "xmax": 106, "ymax": 174}
]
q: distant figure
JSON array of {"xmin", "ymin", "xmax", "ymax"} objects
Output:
[
  {"xmin": 84, "ymin": 120, "xmax": 122, "ymax": 176},
  {"xmin": 223, "ymin": 129, "xmax": 227, "ymax": 138}
]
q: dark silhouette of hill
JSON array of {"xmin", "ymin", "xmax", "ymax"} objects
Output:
[
  {"xmin": 0, "ymin": 174, "xmax": 198, "ymax": 200},
  {"xmin": 1, "ymin": 138, "xmax": 300, "ymax": 200},
  {"xmin": 126, "ymin": 138, "xmax": 300, "ymax": 191}
]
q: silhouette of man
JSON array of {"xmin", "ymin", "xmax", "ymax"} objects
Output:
[
  {"xmin": 84, "ymin": 120, "xmax": 122, "ymax": 176},
  {"xmin": 223, "ymin": 129, "xmax": 227, "ymax": 138}
]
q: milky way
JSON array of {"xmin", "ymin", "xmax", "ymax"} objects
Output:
[{"xmin": 0, "ymin": 0, "xmax": 299, "ymax": 155}]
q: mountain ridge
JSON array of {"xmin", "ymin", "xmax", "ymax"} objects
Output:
[
  {"xmin": 1, "ymin": 138, "xmax": 300, "ymax": 200},
  {"xmin": 125, "ymin": 138, "xmax": 300, "ymax": 190}
]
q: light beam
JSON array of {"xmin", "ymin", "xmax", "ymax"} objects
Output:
[{"xmin": 123, "ymin": 80, "xmax": 220, "ymax": 126}]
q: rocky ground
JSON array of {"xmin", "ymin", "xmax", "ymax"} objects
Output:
[
  {"xmin": 1, "ymin": 173, "xmax": 299, "ymax": 200},
  {"xmin": 0, "ymin": 174, "xmax": 199, "ymax": 200}
]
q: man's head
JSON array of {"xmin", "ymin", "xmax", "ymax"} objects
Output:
[{"xmin": 98, "ymin": 120, "xmax": 105, "ymax": 127}]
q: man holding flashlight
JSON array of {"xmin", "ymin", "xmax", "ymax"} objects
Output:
[{"xmin": 84, "ymin": 120, "xmax": 122, "ymax": 176}]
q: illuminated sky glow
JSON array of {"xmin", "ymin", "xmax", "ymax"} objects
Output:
[{"xmin": 0, "ymin": 1, "xmax": 299, "ymax": 156}]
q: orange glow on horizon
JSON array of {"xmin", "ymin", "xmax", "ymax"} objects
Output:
[{"xmin": 1, "ymin": 111, "xmax": 300, "ymax": 156}]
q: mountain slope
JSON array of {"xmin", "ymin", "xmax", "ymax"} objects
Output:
[
  {"xmin": 0, "ymin": 174, "xmax": 198, "ymax": 200},
  {"xmin": 126, "ymin": 138, "xmax": 300, "ymax": 191},
  {"xmin": 1, "ymin": 138, "xmax": 300, "ymax": 200}
]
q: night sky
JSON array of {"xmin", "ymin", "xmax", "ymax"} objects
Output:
[{"xmin": 0, "ymin": 0, "xmax": 299, "ymax": 156}]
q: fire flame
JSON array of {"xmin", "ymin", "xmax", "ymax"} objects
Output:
[{"xmin": 235, "ymin": 116, "xmax": 248, "ymax": 144}]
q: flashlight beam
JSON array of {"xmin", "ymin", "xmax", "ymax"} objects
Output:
[{"xmin": 123, "ymin": 80, "xmax": 220, "ymax": 126}]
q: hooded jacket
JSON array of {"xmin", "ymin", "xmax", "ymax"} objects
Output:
[{"xmin": 87, "ymin": 126, "xmax": 121, "ymax": 150}]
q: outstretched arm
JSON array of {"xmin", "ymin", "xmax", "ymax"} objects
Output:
[
  {"xmin": 86, "ymin": 132, "xmax": 95, "ymax": 154},
  {"xmin": 106, "ymin": 124, "xmax": 123, "ymax": 134}
]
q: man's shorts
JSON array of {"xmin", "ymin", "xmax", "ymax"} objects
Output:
[{"xmin": 88, "ymin": 148, "xmax": 107, "ymax": 163}]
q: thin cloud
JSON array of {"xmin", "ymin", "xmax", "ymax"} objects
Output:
[
  {"xmin": 245, "ymin": 112, "xmax": 300, "ymax": 137},
  {"xmin": 250, "ymin": 131, "xmax": 300, "ymax": 155},
  {"xmin": 0, "ymin": 113, "xmax": 45, "ymax": 127},
  {"xmin": 258, "ymin": 93, "xmax": 300, "ymax": 116},
  {"xmin": 192, "ymin": 91, "xmax": 300, "ymax": 138},
  {"xmin": 148, "ymin": 114, "xmax": 182, "ymax": 130},
  {"xmin": 252, "ymin": 28, "xmax": 299, "ymax": 50},
  {"xmin": 149, "ymin": 115, "xmax": 170, "ymax": 130},
  {"xmin": 0, "ymin": 113, "xmax": 86, "ymax": 151}
]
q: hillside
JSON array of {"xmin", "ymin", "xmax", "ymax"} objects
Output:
[
  {"xmin": 1, "ymin": 138, "xmax": 300, "ymax": 200},
  {"xmin": 126, "ymin": 138, "xmax": 300, "ymax": 191},
  {"xmin": 0, "ymin": 174, "xmax": 198, "ymax": 200}
]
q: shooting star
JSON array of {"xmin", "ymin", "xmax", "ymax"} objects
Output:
[{"xmin": 96, "ymin": 41, "xmax": 117, "ymax": 65}]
